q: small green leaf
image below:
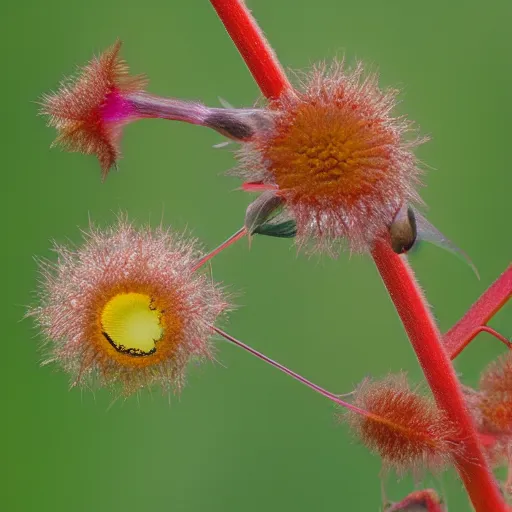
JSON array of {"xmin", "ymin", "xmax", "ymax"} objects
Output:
[{"xmin": 254, "ymin": 220, "xmax": 297, "ymax": 238}]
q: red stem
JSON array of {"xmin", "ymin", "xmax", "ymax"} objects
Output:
[
  {"xmin": 474, "ymin": 326, "xmax": 511, "ymax": 350},
  {"xmin": 209, "ymin": 1, "xmax": 508, "ymax": 509},
  {"xmin": 212, "ymin": 326, "xmax": 368, "ymax": 416},
  {"xmin": 372, "ymin": 239, "xmax": 507, "ymax": 512},
  {"xmin": 445, "ymin": 264, "xmax": 512, "ymax": 359},
  {"xmin": 191, "ymin": 226, "xmax": 247, "ymax": 272},
  {"xmin": 209, "ymin": 0, "xmax": 292, "ymax": 99}
]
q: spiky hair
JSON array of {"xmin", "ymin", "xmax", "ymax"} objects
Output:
[
  {"xmin": 479, "ymin": 352, "xmax": 512, "ymax": 435},
  {"xmin": 345, "ymin": 374, "xmax": 461, "ymax": 473},
  {"xmin": 237, "ymin": 61, "xmax": 425, "ymax": 253},
  {"xmin": 30, "ymin": 216, "xmax": 228, "ymax": 396}
]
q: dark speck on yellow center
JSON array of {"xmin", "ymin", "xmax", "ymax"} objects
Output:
[
  {"xmin": 101, "ymin": 292, "xmax": 163, "ymax": 356},
  {"xmin": 266, "ymin": 103, "xmax": 395, "ymax": 203}
]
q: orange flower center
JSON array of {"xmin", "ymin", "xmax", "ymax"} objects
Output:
[{"xmin": 264, "ymin": 103, "xmax": 396, "ymax": 206}]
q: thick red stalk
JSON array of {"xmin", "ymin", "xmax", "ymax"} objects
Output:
[
  {"xmin": 372, "ymin": 239, "xmax": 507, "ymax": 511},
  {"xmin": 209, "ymin": 1, "xmax": 508, "ymax": 509},
  {"xmin": 445, "ymin": 264, "xmax": 512, "ymax": 359},
  {"xmin": 209, "ymin": 0, "xmax": 292, "ymax": 99}
]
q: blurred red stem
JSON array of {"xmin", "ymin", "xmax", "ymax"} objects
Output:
[
  {"xmin": 209, "ymin": 0, "xmax": 292, "ymax": 99},
  {"xmin": 372, "ymin": 239, "xmax": 507, "ymax": 512},
  {"xmin": 445, "ymin": 265, "xmax": 512, "ymax": 359}
]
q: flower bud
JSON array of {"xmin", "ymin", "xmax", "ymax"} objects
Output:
[
  {"xmin": 344, "ymin": 374, "xmax": 461, "ymax": 473},
  {"xmin": 389, "ymin": 205, "xmax": 417, "ymax": 254},
  {"xmin": 244, "ymin": 190, "xmax": 299, "ymax": 240}
]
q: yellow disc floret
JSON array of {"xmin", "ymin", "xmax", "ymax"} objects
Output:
[{"xmin": 101, "ymin": 292, "xmax": 163, "ymax": 356}]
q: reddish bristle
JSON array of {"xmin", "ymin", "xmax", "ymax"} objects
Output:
[
  {"xmin": 480, "ymin": 351, "xmax": 512, "ymax": 396},
  {"xmin": 477, "ymin": 352, "xmax": 512, "ymax": 435},
  {"xmin": 344, "ymin": 374, "xmax": 461, "ymax": 473},
  {"xmin": 28, "ymin": 215, "xmax": 228, "ymax": 396},
  {"xmin": 237, "ymin": 61, "xmax": 425, "ymax": 253}
]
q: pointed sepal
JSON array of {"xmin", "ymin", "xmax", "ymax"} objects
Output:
[{"xmin": 412, "ymin": 207, "xmax": 479, "ymax": 279}]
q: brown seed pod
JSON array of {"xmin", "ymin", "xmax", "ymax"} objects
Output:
[
  {"xmin": 389, "ymin": 205, "xmax": 417, "ymax": 254},
  {"xmin": 41, "ymin": 41, "xmax": 147, "ymax": 178}
]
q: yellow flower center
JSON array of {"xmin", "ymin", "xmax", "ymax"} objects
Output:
[{"xmin": 101, "ymin": 292, "xmax": 163, "ymax": 356}]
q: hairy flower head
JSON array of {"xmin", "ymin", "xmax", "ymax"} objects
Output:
[
  {"xmin": 237, "ymin": 62, "xmax": 424, "ymax": 252},
  {"xmin": 29, "ymin": 217, "xmax": 228, "ymax": 395},
  {"xmin": 344, "ymin": 374, "xmax": 460, "ymax": 473},
  {"xmin": 478, "ymin": 352, "xmax": 512, "ymax": 435},
  {"xmin": 41, "ymin": 41, "xmax": 147, "ymax": 179}
]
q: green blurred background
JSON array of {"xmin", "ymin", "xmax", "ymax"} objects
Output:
[{"xmin": 4, "ymin": 1, "xmax": 511, "ymax": 510}]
